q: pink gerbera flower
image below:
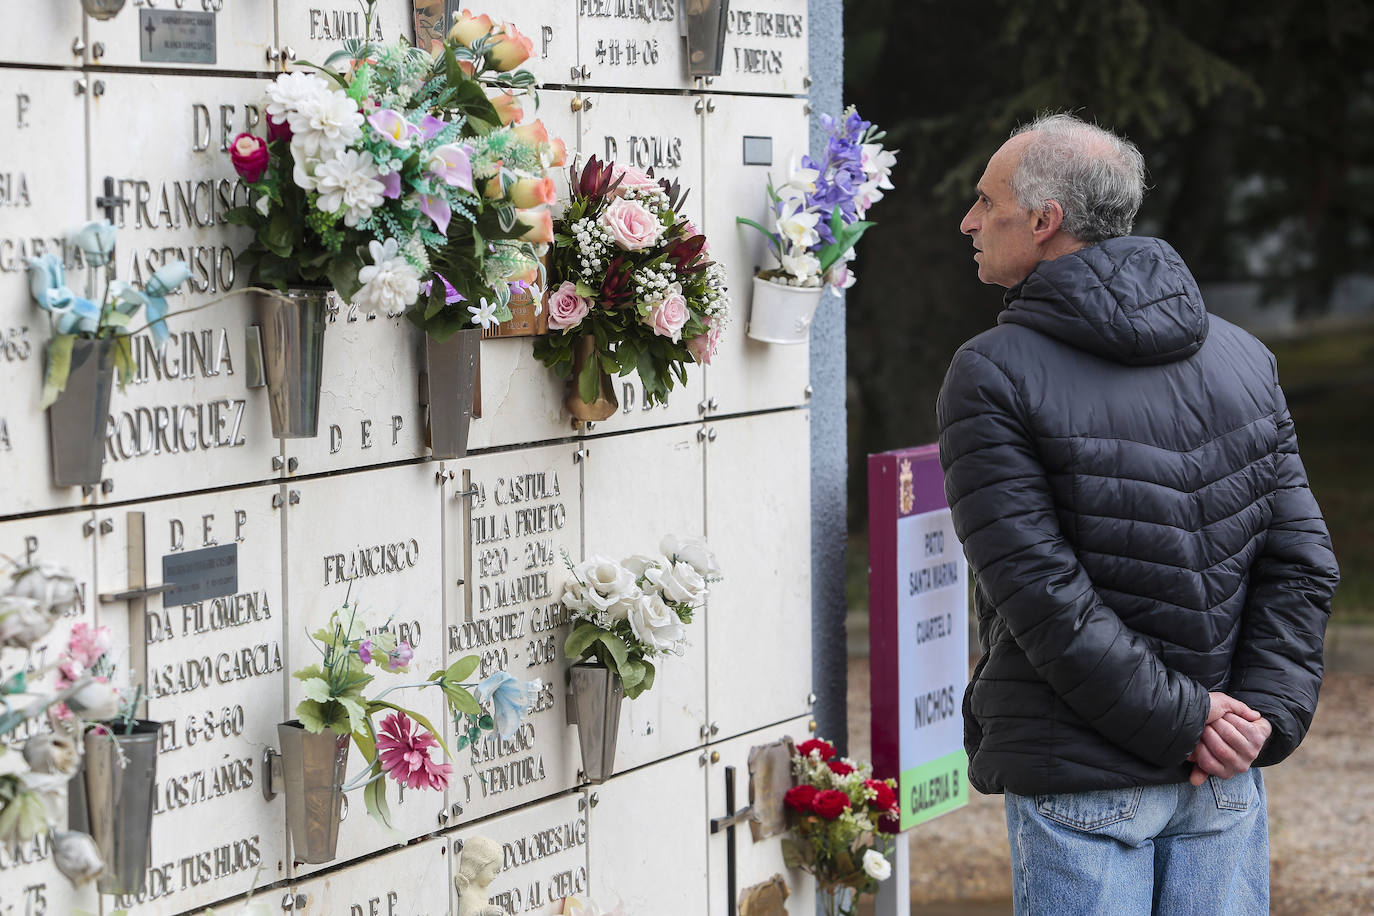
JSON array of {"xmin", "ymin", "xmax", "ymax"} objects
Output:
[{"xmin": 375, "ymin": 712, "xmax": 451, "ymax": 791}]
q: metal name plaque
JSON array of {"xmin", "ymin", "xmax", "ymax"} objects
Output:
[
  {"xmin": 742, "ymin": 135, "xmax": 773, "ymax": 166},
  {"xmin": 161, "ymin": 543, "xmax": 238, "ymax": 607},
  {"xmin": 139, "ymin": 9, "xmax": 217, "ymax": 64}
]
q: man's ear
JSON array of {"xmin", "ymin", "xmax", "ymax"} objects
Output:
[{"xmin": 1031, "ymin": 199, "xmax": 1065, "ymax": 244}]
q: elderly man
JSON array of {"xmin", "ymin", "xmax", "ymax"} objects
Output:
[{"xmin": 937, "ymin": 113, "xmax": 1339, "ymax": 914}]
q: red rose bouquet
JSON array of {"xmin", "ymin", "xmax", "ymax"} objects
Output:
[
  {"xmin": 783, "ymin": 736, "xmax": 899, "ymax": 916},
  {"xmin": 532, "ymin": 156, "xmax": 729, "ymax": 412}
]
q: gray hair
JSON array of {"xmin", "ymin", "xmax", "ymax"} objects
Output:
[{"xmin": 1009, "ymin": 113, "xmax": 1145, "ymax": 243}]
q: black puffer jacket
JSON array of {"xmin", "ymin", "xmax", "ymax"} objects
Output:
[{"xmin": 937, "ymin": 236, "xmax": 1339, "ymax": 796}]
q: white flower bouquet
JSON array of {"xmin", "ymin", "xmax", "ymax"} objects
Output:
[{"xmin": 560, "ymin": 535, "xmax": 719, "ymax": 698}]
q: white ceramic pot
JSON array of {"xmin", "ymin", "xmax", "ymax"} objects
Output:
[{"xmin": 746, "ymin": 276, "xmax": 825, "ymax": 344}]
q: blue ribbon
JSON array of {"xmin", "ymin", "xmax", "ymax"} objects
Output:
[{"xmin": 26, "ymin": 254, "xmax": 101, "ymax": 335}]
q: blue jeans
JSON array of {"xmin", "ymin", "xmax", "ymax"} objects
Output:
[{"xmin": 1004, "ymin": 771, "xmax": 1268, "ymax": 915}]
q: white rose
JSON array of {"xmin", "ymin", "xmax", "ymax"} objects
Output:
[
  {"xmin": 8, "ymin": 563, "xmax": 80, "ymax": 617},
  {"xmin": 574, "ymin": 557, "xmax": 639, "ymax": 612},
  {"xmin": 22, "ymin": 734, "xmax": 79, "ymax": 776},
  {"xmin": 620, "ymin": 554, "xmax": 662, "ymax": 579},
  {"xmin": 659, "ymin": 535, "xmax": 719, "ymax": 577},
  {"xmin": 67, "ymin": 681, "xmax": 121, "ymax": 721},
  {"xmin": 0, "ymin": 596, "xmax": 58, "ymax": 649},
  {"xmin": 862, "ymin": 848, "xmax": 892, "ymax": 881},
  {"xmin": 647, "ymin": 560, "xmax": 706, "ymax": 605},
  {"xmin": 626, "ymin": 592, "xmax": 686, "ymax": 655},
  {"xmin": 52, "ymin": 831, "xmax": 104, "ymax": 886}
]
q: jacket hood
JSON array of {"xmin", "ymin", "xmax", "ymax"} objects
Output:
[{"xmin": 999, "ymin": 236, "xmax": 1209, "ymax": 366}]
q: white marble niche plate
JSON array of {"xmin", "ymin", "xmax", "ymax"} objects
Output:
[
  {"xmin": 286, "ymin": 832, "xmax": 451, "ymax": 916},
  {"xmin": 704, "ymin": 410, "xmax": 812, "ymax": 739},
  {"xmin": 439, "ymin": 445, "xmax": 581, "ymax": 824},
  {"xmin": 87, "ymin": 73, "xmax": 276, "ymax": 504},
  {"xmin": 283, "ymin": 463, "xmax": 450, "ymax": 875},
  {"xmin": 91, "ymin": 484, "xmax": 287, "ymax": 916},
  {"xmin": 474, "ymin": 0, "xmax": 580, "ymax": 88},
  {"xmin": 279, "ymin": 0, "xmax": 415, "ymax": 71},
  {"xmin": 452, "ymin": 792, "xmax": 588, "ymax": 915},
  {"xmin": 86, "ymin": 0, "xmax": 275, "ymax": 73},
  {"xmin": 710, "ymin": 0, "xmax": 810, "ymax": 97},
  {"xmin": 0, "ymin": 4, "xmax": 85, "ymax": 66},
  {"xmin": 706, "ymin": 715, "xmax": 817, "ymax": 916},
  {"xmin": 577, "ymin": 0, "xmax": 688, "ymax": 91},
  {"xmin": 573, "ymin": 92, "xmax": 706, "ymax": 434},
  {"xmin": 1, "ymin": 70, "xmax": 95, "ymax": 517},
  {"xmin": 580, "ymin": 424, "xmax": 707, "ymax": 770},
  {"xmin": 701, "ymin": 94, "xmax": 811, "ymax": 416},
  {"xmin": 586, "ymin": 746, "xmax": 709, "ymax": 910}
]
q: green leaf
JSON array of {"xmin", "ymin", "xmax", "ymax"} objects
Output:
[
  {"xmin": 478, "ymin": 714, "xmax": 494, "ymax": 730},
  {"xmin": 445, "ymin": 684, "xmax": 483, "ymax": 717},
  {"xmin": 40, "ymin": 335, "xmax": 75, "ymax": 409},
  {"xmin": 327, "ymin": 251, "xmax": 365, "ymax": 304},
  {"xmin": 736, "ymin": 216, "xmax": 776, "ymax": 239},
  {"xmin": 564, "ymin": 622, "xmax": 603, "ymax": 660},
  {"xmin": 111, "ymin": 335, "xmax": 135, "ymax": 389},
  {"xmin": 577, "ymin": 349, "xmax": 602, "ymax": 405},
  {"xmin": 262, "ymin": 206, "xmax": 296, "ymax": 258},
  {"xmin": 456, "ymin": 734, "xmax": 469, "ymax": 749},
  {"xmin": 595, "ymin": 632, "xmax": 629, "ymax": 671},
  {"xmin": 619, "ymin": 658, "xmax": 645, "ymax": 691},
  {"xmin": 574, "ymin": 280, "xmax": 597, "ymax": 298},
  {"xmin": 294, "ymin": 699, "xmax": 328, "ymax": 733},
  {"xmin": 639, "ymin": 658, "xmax": 656, "ymax": 694},
  {"xmin": 445, "ymin": 655, "xmax": 480, "ymax": 683},
  {"xmin": 300, "ymin": 677, "xmax": 333, "ymax": 703},
  {"xmin": 224, "ymin": 206, "xmax": 260, "ymax": 227},
  {"xmin": 337, "ymin": 694, "xmax": 368, "ymax": 735},
  {"xmin": 363, "ymin": 763, "xmax": 403, "ymax": 838}
]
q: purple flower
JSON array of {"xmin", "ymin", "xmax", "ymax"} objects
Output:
[
  {"xmin": 368, "ymin": 108, "xmax": 420, "ymax": 148},
  {"xmin": 418, "ymin": 193, "xmax": 451, "ymax": 235},
  {"xmin": 379, "ymin": 171, "xmax": 402, "ymax": 200},
  {"xmin": 358, "ymin": 639, "xmax": 373, "ymax": 664},
  {"xmin": 419, "ymin": 115, "xmax": 446, "ymax": 140},
  {"xmin": 425, "ymin": 144, "xmax": 473, "ymax": 191},
  {"xmin": 387, "ymin": 641, "xmax": 414, "ymax": 672},
  {"xmin": 421, "ymin": 272, "xmax": 466, "ymax": 304}
]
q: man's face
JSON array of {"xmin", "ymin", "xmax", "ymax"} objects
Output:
[{"xmin": 960, "ymin": 135, "xmax": 1041, "ymax": 288}]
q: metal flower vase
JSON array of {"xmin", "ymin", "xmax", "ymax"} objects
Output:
[
  {"xmin": 254, "ymin": 288, "xmax": 329, "ymax": 438},
  {"xmin": 746, "ymin": 276, "xmax": 826, "ymax": 345},
  {"xmin": 567, "ymin": 663, "xmax": 624, "ymax": 784},
  {"xmin": 424, "ymin": 328, "xmax": 482, "ymax": 459},
  {"xmin": 47, "ymin": 337, "xmax": 115, "ymax": 487},
  {"xmin": 81, "ymin": 720, "xmax": 160, "ymax": 896},
  {"xmin": 276, "ymin": 720, "xmax": 350, "ymax": 865},
  {"xmin": 565, "ymin": 335, "xmax": 618, "ymax": 422}
]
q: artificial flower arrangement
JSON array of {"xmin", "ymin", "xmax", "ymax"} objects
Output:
[
  {"xmin": 559, "ymin": 535, "xmax": 719, "ymax": 698},
  {"xmin": 26, "ymin": 219, "xmax": 190, "ymax": 407},
  {"xmin": 739, "ymin": 106, "xmax": 896, "ymax": 292},
  {"xmin": 532, "ymin": 157, "xmax": 729, "ymax": 414},
  {"xmin": 293, "ymin": 599, "xmax": 540, "ymax": 830},
  {"xmin": 0, "ymin": 558, "xmax": 140, "ymax": 888},
  {"xmin": 226, "ymin": 3, "xmax": 564, "ymax": 338},
  {"xmin": 782, "ymin": 737, "xmax": 898, "ymax": 916}
]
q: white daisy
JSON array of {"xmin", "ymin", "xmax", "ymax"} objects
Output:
[
  {"xmin": 288, "ymin": 86, "xmax": 364, "ymax": 159},
  {"xmin": 314, "ymin": 150, "xmax": 385, "ymax": 227},
  {"xmin": 355, "ymin": 238, "xmax": 421, "ymax": 317},
  {"xmin": 264, "ymin": 71, "xmax": 332, "ymax": 122}
]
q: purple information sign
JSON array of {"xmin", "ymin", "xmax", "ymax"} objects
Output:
[{"xmin": 867, "ymin": 445, "xmax": 969, "ymax": 830}]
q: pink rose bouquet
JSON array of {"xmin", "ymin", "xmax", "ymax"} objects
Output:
[{"xmin": 533, "ymin": 156, "xmax": 730, "ymax": 408}]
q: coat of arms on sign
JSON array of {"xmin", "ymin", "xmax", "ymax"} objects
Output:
[{"xmin": 899, "ymin": 458, "xmax": 915, "ymax": 515}]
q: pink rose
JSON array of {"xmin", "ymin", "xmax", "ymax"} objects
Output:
[
  {"xmin": 645, "ymin": 289, "xmax": 689, "ymax": 342},
  {"xmin": 267, "ymin": 114, "xmax": 292, "ymax": 143},
  {"xmin": 230, "ymin": 132, "xmax": 269, "ymax": 183},
  {"xmin": 600, "ymin": 197, "xmax": 664, "ymax": 251},
  {"xmin": 547, "ymin": 281, "xmax": 592, "ymax": 330},
  {"xmin": 612, "ymin": 164, "xmax": 659, "ymax": 195},
  {"xmin": 687, "ymin": 317, "xmax": 722, "ymax": 365}
]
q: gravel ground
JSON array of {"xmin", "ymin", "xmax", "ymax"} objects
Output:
[{"xmin": 847, "ymin": 656, "xmax": 1374, "ymax": 915}]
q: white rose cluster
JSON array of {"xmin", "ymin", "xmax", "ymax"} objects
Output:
[
  {"xmin": 1, "ymin": 562, "xmax": 79, "ymax": 649},
  {"xmin": 560, "ymin": 535, "xmax": 719, "ymax": 659}
]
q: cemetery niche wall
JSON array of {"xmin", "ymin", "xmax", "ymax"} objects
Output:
[{"xmin": 0, "ymin": 1, "xmax": 817, "ymax": 913}]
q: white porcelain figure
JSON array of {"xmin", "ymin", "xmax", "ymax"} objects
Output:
[{"xmin": 455, "ymin": 836, "xmax": 505, "ymax": 916}]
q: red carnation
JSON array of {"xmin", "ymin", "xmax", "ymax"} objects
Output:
[
  {"xmin": 811, "ymin": 789, "xmax": 851, "ymax": 820},
  {"xmin": 784, "ymin": 784, "xmax": 819, "ymax": 812},
  {"xmin": 865, "ymin": 779, "xmax": 899, "ymax": 814},
  {"xmin": 827, "ymin": 759, "xmax": 855, "ymax": 777},
  {"xmin": 797, "ymin": 738, "xmax": 836, "ymax": 761}
]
